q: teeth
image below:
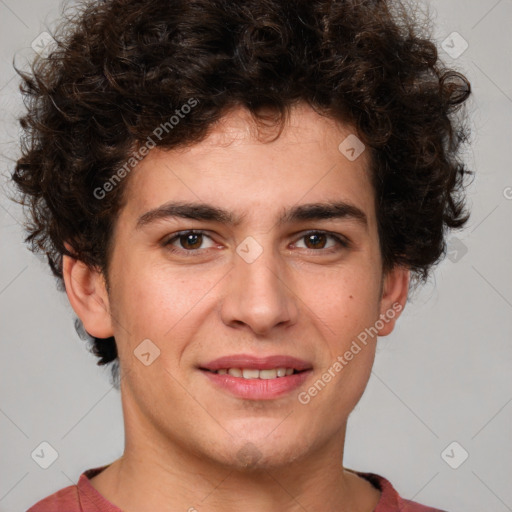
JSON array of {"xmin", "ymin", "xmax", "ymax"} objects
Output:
[
  {"xmin": 276, "ymin": 367, "xmax": 286, "ymax": 377},
  {"xmin": 216, "ymin": 367, "xmax": 297, "ymax": 379},
  {"xmin": 242, "ymin": 369, "xmax": 260, "ymax": 379},
  {"xmin": 259, "ymin": 369, "xmax": 277, "ymax": 379}
]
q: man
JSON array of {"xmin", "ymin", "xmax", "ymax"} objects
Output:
[{"xmin": 12, "ymin": 0, "xmax": 471, "ymax": 510}]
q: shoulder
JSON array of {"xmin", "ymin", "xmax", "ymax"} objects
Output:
[
  {"xmin": 26, "ymin": 483, "xmax": 80, "ymax": 512},
  {"xmin": 26, "ymin": 466, "xmax": 116, "ymax": 512},
  {"xmin": 351, "ymin": 470, "xmax": 449, "ymax": 512}
]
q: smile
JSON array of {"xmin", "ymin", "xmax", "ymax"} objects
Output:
[
  {"xmin": 208, "ymin": 367, "xmax": 297, "ymax": 379},
  {"xmin": 199, "ymin": 354, "xmax": 312, "ymax": 400}
]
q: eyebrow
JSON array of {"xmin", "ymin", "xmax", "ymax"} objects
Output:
[{"xmin": 135, "ymin": 200, "xmax": 368, "ymax": 230}]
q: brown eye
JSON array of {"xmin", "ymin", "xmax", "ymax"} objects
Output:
[
  {"xmin": 179, "ymin": 232, "xmax": 203, "ymax": 250},
  {"xmin": 303, "ymin": 233, "xmax": 328, "ymax": 249},
  {"xmin": 294, "ymin": 231, "xmax": 349, "ymax": 252},
  {"xmin": 163, "ymin": 230, "xmax": 216, "ymax": 254}
]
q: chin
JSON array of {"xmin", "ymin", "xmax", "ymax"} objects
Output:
[{"xmin": 203, "ymin": 430, "xmax": 313, "ymax": 472}]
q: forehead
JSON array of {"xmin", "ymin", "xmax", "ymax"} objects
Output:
[{"xmin": 119, "ymin": 103, "xmax": 375, "ymax": 229}]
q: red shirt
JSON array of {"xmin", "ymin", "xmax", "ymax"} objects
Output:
[{"xmin": 26, "ymin": 466, "xmax": 447, "ymax": 512}]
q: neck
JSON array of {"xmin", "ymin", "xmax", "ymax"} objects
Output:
[
  {"xmin": 89, "ymin": 381, "xmax": 380, "ymax": 512},
  {"xmin": 89, "ymin": 424, "xmax": 380, "ymax": 512}
]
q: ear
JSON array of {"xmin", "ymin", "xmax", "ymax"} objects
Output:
[
  {"xmin": 62, "ymin": 242, "xmax": 114, "ymax": 339},
  {"xmin": 377, "ymin": 265, "xmax": 410, "ymax": 337}
]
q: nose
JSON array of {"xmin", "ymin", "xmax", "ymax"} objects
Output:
[{"xmin": 220, "ymin": 243, "xmax": 299, "ymax": 336}]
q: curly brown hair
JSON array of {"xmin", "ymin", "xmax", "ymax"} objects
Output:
[{"xmin": 10, "ymin": 0, "xmax": 471, "ymax": 382}]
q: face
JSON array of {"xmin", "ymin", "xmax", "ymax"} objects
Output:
[{"xmin": 75, "ymin": 103, "xmax": 407, "ymax": 470}]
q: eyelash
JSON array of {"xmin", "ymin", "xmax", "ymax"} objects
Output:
[{"xmin": 161, "ymin": 229, "xmax": 350, "ymax": 256}]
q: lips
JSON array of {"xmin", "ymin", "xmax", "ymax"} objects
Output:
[
  {"xmin": 200, "ymin": 354, "xmax": 312, "ymax": 372},
  {"xmin": 214, "ymin": 367, "xmax": 295, "ymax": 379},
  {"xmin": 199, "ymin": 354, "xmax": 312, "ymax": 400}
]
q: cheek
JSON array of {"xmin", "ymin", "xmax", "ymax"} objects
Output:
[
  {"xmin": 111, "ymin": 261, "xmax": 221, "ymax": 357},
  {"xmin": 297, "ymin": 266, "xmax": 382, "ymax": 333},
  {"xmin": 302, "ymin": 286, "xmax": 379, "ymax": 421}
]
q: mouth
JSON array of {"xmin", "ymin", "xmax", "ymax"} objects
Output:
[
  {"xmin": 198, "ymin": 354, "xmax": 312, "ymax": 400},
  {"xmin": 202, "ymin": 367, "xmax": 302, "ymax": 379}
]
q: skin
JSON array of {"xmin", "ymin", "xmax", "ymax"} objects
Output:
[{"xmin": 63, "ymin": 102, "xmax": 410, "ymax": 512}]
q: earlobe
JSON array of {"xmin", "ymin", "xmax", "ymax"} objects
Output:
[
  {"xmin": 62, "ymin": 242, "xmax": 114, "ymax": 339},
  {"xmin": 377, "ymin": 266, "xmax": 410, "ymax": 337}
]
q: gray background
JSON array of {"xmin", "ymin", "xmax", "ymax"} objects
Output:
[{"xmin": 1, "ymin": 0, "xmax": 511, "ymax": 511}]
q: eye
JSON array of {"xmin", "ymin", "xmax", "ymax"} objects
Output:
[
  {"xmin": 161, "ymin": 229, "xmax": 349, "ymax": 257},
  {"xmin": 294, "ymin": 231, "xmax": 349, "ymax": 251},
  {"xmin": 162, "ymin": 230, "xmax": 216, "ymax": 253}
]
